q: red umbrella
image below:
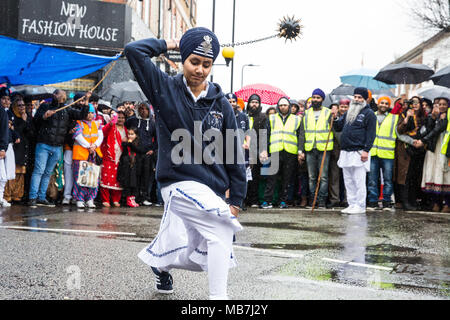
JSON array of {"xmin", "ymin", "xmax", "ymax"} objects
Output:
[{"xmin": 235, "ymin": 83, "xmax": 289, "ymax": 105}]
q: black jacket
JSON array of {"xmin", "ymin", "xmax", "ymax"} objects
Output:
[
  {"xmin": 117, "ymin": 141, "xmax": 147, "ymax": 189},
  {"xmin": 0, "ymin": 108, "xmax": 8, "ymax": 151},
  {"xmin": 334, "ymin": 105, "xmax": 377, "ymax": 152},
  {"xmin": 421, "ymin": 114, "xmax": 447, "ymax": 153},
  {"xmin": 34, "ymin": 99, "xmax": 87, "ymax": 147},
  {"xmin": 12, "ymin": 115, "xmax": 35, "ymax": 166}
]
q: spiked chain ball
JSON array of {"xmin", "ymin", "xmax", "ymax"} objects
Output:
[
  {"xmin": 277, "ymin": 15, "xmax": 302, "ymax": 42},
  {"xmin": 220, "ymin": 15, "xmax": 302, "ymax": 47}
]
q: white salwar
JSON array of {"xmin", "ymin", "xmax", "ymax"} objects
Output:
[
  {"xmin": 338, "ymin": 150, "xmax": 371, "ymax": 210},
  {"xmin": 138, "ymin": 180, "xmax": 243, "ymax": 300},
  {"xmin": 0, "ymin": 143, "xmax": 16, "ymax": 202}
]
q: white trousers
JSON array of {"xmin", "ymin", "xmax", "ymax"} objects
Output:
[
  {"xmin": 343, "ymin": 166, "xmax": 367, "ymax": 209},
  {"xmin": 138, "ymin": 181, "xmax": 242, "ymax": 300},
  {"xmin": 0, "ymin": 143, "xmax": 16, "ymax": 200},
  {"xmin": 63, "ymin": 150, "xmax": 73, "ymax": 199}
]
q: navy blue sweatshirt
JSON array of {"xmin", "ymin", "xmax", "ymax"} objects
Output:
[
  {"xmin": 333, "ymin": 105, "xmax": 377, "ymax": 152},
  {"xmin": 125, "ymin": 38, "xmax": 247, "ymax": 207}
]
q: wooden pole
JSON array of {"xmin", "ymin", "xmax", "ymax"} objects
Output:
[
  {"xmin": 311, "ymin": 116, "xmax": 335, "ymax": 213},
  {"xmin": 54, "ymin": 53, "xmax": 122, "ymax": 113}
]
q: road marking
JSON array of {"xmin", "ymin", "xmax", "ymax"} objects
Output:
[
  {"xmin": 234, "ymin": 245, "xmax": 304, "ymax": 258},
  {"xmin": 0, "ymin": 226, "xmax": 136, "ymax": 236},
  {"xmin": 234, "ymin": 245, "xmax": 392, "ymax": 271},
  {"xmin": 320, "ymin": 258, "xmax": 393, "ymax": 271}
]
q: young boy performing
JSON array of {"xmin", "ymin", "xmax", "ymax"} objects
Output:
[{"xmin": 125, "ymin": 27, "xmax": 247, "ymax": 300}]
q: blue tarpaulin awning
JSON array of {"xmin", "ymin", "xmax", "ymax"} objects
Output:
[{"xmin": 0, "ymin": 36, "xmax": 120, "ymax": 86}]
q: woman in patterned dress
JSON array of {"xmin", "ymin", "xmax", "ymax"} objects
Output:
[{"xmin": 100, "ymin": 111, "xmax": 127, "ymax": 207}]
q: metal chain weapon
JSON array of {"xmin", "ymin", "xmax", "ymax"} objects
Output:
[{"xmin": 220, "ymin": 15, "xmax": 302, "ymax": 47}]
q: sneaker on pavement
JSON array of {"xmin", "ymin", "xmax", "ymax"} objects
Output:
[
  {"xmin": 143, "ymin": 200, "xmax": 153, "ymax": 206},
  {"xmin": 155, "ymin": 202, "xmax": 163, "ymax": 207},
  {"xmin": 260, "ymin": 201, "xmax": 273, "ymax": 209},
  {"xmin": 382, "ymin": 202, "xmax": 394, "ymax": 212},
  {"xmin": 86, "ymin": 200, "xmax": 96, "ymax": 208},
  {"xmin": 62, "ymin": 198, "xmax": 71, "ymax": 205},
  {"xmin": 76, "ymin": 201, "xmax": 85, "ymax": 209},
  {"xmin": 367, "ymin": 202, "xmax": 379, "ymax": 211},
  {"xmin": 37, "ymin": 199, "xmax": 56, "ymax": 207},
  {"xmin": 250, "ymin": 204, "xmax": 259, "ymax": 208},
  {"xmin": 341, "ymin": 205, "xmax": 354, "ymax": 213},
  {"xmin": 28, "ymin": 199, "xmax": 37, "ymax": 208},
  {"xmin": 346, "ymin": 206, "xmax": 366, "ymax": 214},
  {"xmin": 151, "ymin": 267, "xmax": 173, "ymax": 294},
  {"xmin": 0, "ymin": 199, "xmax": 11, "ymax": 207},
  {"xmin": 279, "ymin": 201, "xmax": 288, "ymax": 209}
]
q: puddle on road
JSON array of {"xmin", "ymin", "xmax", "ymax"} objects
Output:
[{"xmin": 241, "ymin": 222, "xmax": 345, "ymax": 236}]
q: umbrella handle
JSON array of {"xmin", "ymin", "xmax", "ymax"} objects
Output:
[{"xmin": 54, "ymin": 52, "xmax": 122, "ymax": 113}]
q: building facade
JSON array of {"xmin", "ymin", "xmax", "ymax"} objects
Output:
[
  {"xmin": 391, "ymin": 30, "xmax": 450, "ymax": 98},
  {"xmin": 0, "ymin": 0, "xmax": 197, "ymax": 100}
]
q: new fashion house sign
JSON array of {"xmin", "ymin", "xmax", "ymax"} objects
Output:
[{"xmin": 17, "ymin": 0, "xmax": 131, "ymax": 51}]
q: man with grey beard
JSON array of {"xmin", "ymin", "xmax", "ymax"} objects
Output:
[{"xmin": 332, "ymin": 87, "xmax": 376, "ymax": 214}]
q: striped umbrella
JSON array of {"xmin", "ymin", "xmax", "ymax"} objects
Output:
[{"xmin": 235, "ymin": 83, "xmax": 289, "ymax": 105}]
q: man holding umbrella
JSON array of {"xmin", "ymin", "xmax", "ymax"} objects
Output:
[{"xmin": 333, "ymin": 87, "xmax": 377, "ymax": 214}]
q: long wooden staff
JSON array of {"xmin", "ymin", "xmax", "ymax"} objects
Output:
[
  {"xmin": 311, "ymin": 115, "xmax": 335, "ymax": 213},
  {"xmin": 54, "ymin": 52, "xmax": 122, "ymax": 113}
]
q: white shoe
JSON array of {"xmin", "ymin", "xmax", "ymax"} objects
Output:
[
  {"xmin": 86, "ymin": 200, "xmax": 96, "ymax": 208},
  {"xmin": 341, "ymin": 205, "xmax": 354, "ymax": 213},
  {"xmin": 143, "ymin": 200, "xmax": 152, "ymax": 206},
  {"xmin": 346, "ymin": 206, "xmax": 366, "ymax": 214},
  {"xmin": 1, "ymin": 199, "xmax": 11, "ymax": 207},
  {"xmin": 76, "ymin": 201, "xmax": 85, "ymax": 208},
  {"xmin": 62, "ymin": 198, "xmax": 71, "ymax": 205}
]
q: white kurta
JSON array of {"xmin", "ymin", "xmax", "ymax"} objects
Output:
[
  {"xmin": 0, "ymin": 143, "xmax": 16, "ymax": 201},
  {"xmin": 338, "ymin": 150, "xmax": 371, "ymax": 210},
  {"xmin": 138, "ymin": 180, "xmax": 243, "ymax": 299}
]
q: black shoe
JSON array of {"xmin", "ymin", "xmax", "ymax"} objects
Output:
[
  {"xmin": 28, "ymin": 199, "xmax": 37, "ymax": 208},
  {"xmin": 367, "ymin": 202, "xmax": 379, "ymax": 211},
  {"xmin": 151, "ymin": 267, "xmax": 173, "ymax": 294},
  {"xmin": 382, "ymin": 201, "xmax": 394, "ymax": 212},
  {"xmin": 36, "ymin": 199, "xmax": 56, "ymax": 207}
]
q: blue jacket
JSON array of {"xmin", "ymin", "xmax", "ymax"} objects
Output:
[
  {"xmin": 124, "ymin": 38, "xmax": 247, "ymax": 207},
  {"xmin": 334, "ymin": 105, "xmax": 377, "ymax": 153}
]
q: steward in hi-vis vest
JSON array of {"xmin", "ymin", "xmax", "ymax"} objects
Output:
[
  {"xmin": 298, "ymin": 88, "xmax": 333, "ymax": 208},
  {"xmin": 260, "ymin": 97, "xmax": 301, "ymax": 209},
  {"xmin": 367, "ymin": 96, "xmax": 400, "ymax": 211}
]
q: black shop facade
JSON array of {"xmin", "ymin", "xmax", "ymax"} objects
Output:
[{"xmin": 0, "ymin": 0, "xmax": 133, "ymax": 96}]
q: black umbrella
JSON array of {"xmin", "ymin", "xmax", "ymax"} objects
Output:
[
  {"xmin": 11, "ymin": 85, "xmax": 57, "ymax": 100},
  {"xmin": 374, "ymin": 62, "xmax": 434, "ymax": 85},
  {"xmin": 101, "ymin": 80, "xmax": 147, "ymax": 104},
  {"xmin": 429, "ymin": 65, "xmax": 450, "ymax": 88},
  {"xmin": 330, "ymin": 83, "xmax": 356, "ymax": 96}
]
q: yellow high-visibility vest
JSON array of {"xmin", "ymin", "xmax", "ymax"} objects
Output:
[
  {"xmin": 441, "ymin": 109, "xmax": 450, "ymax": 155},
  {"xmin": 269, "ymin": 113, "xmax": 301, "ymax": 154},
  {"xmin": 249, "ymin": 116, "xmax": 254, "ymax": 130},
  {"xmin": 370, "ymin": 112, "xmax": 398, "ymax": 159},
  {"xmin": 303, "ymin": 107, "xmax": 333, "ymax": 152}
]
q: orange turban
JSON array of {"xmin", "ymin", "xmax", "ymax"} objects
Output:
[{"xmin": 377, "ymin": 96, "xmax": 392, "ymax": 106}]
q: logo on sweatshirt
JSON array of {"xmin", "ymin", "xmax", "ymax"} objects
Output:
[{"xmin": 207, "ymin": 110, "xmax": 223, "ymax": 130}]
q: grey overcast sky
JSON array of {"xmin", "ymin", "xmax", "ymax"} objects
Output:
[{"xmin": 195, "ymin": 0, "xmax": 430, "ymax": 101}]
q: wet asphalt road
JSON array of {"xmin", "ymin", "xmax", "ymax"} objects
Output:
[{"xmin": 0, "ymin": 204, "xmax": 449, "ymax": 300}]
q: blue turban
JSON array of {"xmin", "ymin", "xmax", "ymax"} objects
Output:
[
  {"xmin": 180, "ymin": 27, "xmax": 220, "ymax": 64},
  {"xmin": 312, "ymin": 88, "xmax": 326, "ymax": 100},
  {"xmin": 88, "ymin": 104, "xmax": 95, "ymax": 114},
  {"xmin": 354, "ymin": 87, "xmax": 369, "ymax": 100},
  {"xmin": 226, "ymin": 93, "xmax": 237, "ymax": 101}
]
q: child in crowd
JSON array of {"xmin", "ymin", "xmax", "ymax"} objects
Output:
[{"xmin": 117, "ymin": 127, "xmax": 146, "ymax": 207}]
